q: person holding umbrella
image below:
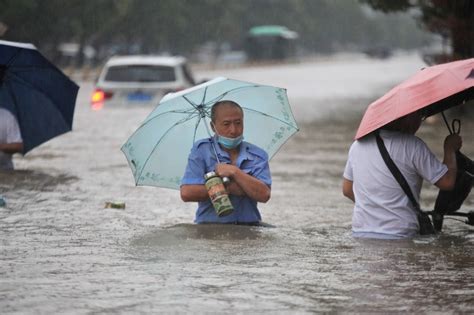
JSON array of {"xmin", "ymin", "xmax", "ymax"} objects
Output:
[
  {"xmin": 0, "ymin": 40, "xmax": 79, "ymax": 165},
  {"xmin": 180, "ymin": 100, "xmax": 272, "ymax": 225},
  {"xmin": 342, "ymin": 110, "xmax": 462, "ymax": 239},
  {"xmin": 0, "ymin": 108, "xmax": 23, "ymax": 170}
]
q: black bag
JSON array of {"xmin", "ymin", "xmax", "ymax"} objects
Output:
[
  {"xmin": 375, "ymin": 132, "xmax": 436, "ymax": 235},
  {"xmin": 432, "ymin": 151, "xmax": 473, "ymax": 231},
  {"xmin": 434, "ymin": 151, "xmax": 473, "ymax": 214},
  {"xmin": 417, "ymin": 211, "xmax": 436, "ymax": 235}
]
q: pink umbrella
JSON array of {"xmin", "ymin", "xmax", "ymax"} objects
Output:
[{"xmin": 355, "ymin": 58, "xmax": 474, "ymax": 140}]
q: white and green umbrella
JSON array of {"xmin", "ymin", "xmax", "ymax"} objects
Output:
[{"xmin": 121, "ymin": 77, "xmax": 299, "ymax": 189}]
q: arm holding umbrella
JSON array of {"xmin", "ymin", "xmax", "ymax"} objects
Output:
[
  {"xmin": 0, "ymin": 142, "xmax": 23, "ymax": 154},
  {"xmin": 435, "ymin": 133, "xmax": 462, "ymax": 190}
]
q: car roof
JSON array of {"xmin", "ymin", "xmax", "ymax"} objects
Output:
[{"xmin": 104, "ymin": 55, "xmax": 187, "ymax": 67}]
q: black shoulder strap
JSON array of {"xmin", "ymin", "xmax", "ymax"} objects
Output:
[{"xmin": 375, "ymin": 132, "xmax": 421, "ymax": 212}]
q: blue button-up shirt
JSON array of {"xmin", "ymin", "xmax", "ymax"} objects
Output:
[{"xmin": 181, "ymin": 137, "xmax": 272, "ymax": 224}]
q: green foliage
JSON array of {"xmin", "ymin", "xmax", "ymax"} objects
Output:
[
  {"xmin": 361, "ymin": 0, "xmax": 474, "ymax": 60},
  {"xmin": 359, "ymin": 0, "xmax": 411, "ymax": 13},
  {"xmin": 0, "ymin": 0, "xmax": 433, "ymax": 63}
]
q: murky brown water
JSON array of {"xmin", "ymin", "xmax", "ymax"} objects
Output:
[{"xmin": 1, "ymin": 52, "xmax": 473, "ymax": 313}]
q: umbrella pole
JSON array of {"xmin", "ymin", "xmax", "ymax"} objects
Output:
[
  {"xmin": 441, "ymin": 112, "xmax": 453, "ymax": 134},
  {"xmin": 203, "ymin": 117, "xmax": 230, "ymax": 183},
  {"xmin": 203, "ymin": 117, "xmax": 221, "ymax": 163}
]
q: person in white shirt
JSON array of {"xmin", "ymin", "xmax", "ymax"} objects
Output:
[
  {"xmin": 0, "ymin": 108, "xmax": 23, "ymax": 170},
  {"xmin": 342, "ymin": 111, "xmax": 462, "ymax": 239}
]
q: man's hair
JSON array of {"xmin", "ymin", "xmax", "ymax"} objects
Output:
[{"xmin": 210, "ymin": 101, "xmax": 243, "ymax": 122}]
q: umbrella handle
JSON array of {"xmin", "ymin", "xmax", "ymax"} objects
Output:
[
  {"xmin": 441, "ymin": 112, "xmax": 461, "ymax": 135},
  {"xmin": 441, "ymin": 112, "xmax": 452, "ymax": 134},
  {"xmin": 451, "ymin": 119, "xmax": 461, "ymax": 135}
]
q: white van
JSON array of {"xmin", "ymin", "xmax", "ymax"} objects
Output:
[{"xmin": 91, "ymin": 55, "xmax": 195, "ymax": 108}]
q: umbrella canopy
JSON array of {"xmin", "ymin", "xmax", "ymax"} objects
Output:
[
  {"xmin": 355, "ymin": 58, "xmax": 474, "ymax": 140},
  {"xmin": 0, "ymin": 40, "xmax": 79, "ymax": 153},
  {"xmin": 121, "ymin": 77, "xmax": 299, "ymax": 189}
]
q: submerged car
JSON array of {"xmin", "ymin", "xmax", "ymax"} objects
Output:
[{"xmin": 91, "ymin": 55, "xmax": 195, "ymax": 109}]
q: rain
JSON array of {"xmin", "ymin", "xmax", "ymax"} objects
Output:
[{"xmin": 1, "ymin": 1, "xmax": 473, "ymax": 313}]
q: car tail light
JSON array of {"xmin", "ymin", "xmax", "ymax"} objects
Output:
[{"xmin": 91, "ymin": 88, "xmax": 113, "ymax": 110}]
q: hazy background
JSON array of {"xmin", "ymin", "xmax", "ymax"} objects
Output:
[{"xmin": 0, "ymin": 0, "xmax": 453, "ymax": 68}]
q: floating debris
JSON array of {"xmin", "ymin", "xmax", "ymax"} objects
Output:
[{"xmin": 104, "ymin": 201, "xmax": 125, "ymax": 209}]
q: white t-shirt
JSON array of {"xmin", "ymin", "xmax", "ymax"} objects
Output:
[
  {"xmin": 343, "ymin": 130, "xmax": 448, "ymax": 238},
  {"xmin": 0, "ymin": 108, "xmax": 22, "ymax": 170}
]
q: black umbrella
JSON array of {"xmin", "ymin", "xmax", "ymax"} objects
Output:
[{"xmin": 0, "ymin": 40, "xmax": 79, "ymax": 153}]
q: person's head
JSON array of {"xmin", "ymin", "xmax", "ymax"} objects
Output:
[
  {"xmin": 382, "ymin": 111, "xmax": 423, "ymax": 135},
  {"xmin": 210, "ymin": 101, "xmax": 244, "ymax": 149}
]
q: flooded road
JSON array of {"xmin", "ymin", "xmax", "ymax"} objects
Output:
[{"xmin": 1, "ymin": 52, "xmax": 473, "ymax": 313}]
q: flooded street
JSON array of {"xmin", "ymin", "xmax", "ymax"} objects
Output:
[{"xmin": 1, "ymin": 52, "xmax": 473, "ymax": 313}]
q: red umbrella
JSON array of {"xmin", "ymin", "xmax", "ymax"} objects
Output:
[{"xmin": 355, "ymin": 58, "xmax": 474, "ymax": 140}]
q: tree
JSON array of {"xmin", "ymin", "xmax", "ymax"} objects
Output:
[{"xmin": 360, "ymin": 0, "xmax": 474, "ymax": 62}]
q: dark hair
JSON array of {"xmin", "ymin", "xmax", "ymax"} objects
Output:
[
  {"xmin": 210, "ymin": 101, "xmax": 243, "ymax": 122},
  {"xmin": 381, "ymin": 110, "xmax": 422, "ymax": 134},
  {"xmin": 382, "ymin": 118, "xmax": 404, "ymax": 132}
]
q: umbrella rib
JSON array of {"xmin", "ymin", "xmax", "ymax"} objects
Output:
[
  {"xmin": 136, "ymin": 111, "xmax": 200, "ymax": 181},
  {"xmin": 140, "ymin": 108, "xmax": 199, "ymax": 127},
  {"xmin": 181, "ymin": 86, "xmax": 210, "ymax": 109},
  {"xmin": 123, "ymin": 109, "xmax": 200, "ymax": 146},
  {"xmin": 4, "ymin": 47, "xmax": 21, "ymax": 67},
  {"xmin": 182, "ymin": 95, "xmax": 200, "ymax": 109},
  {"xmin": 202, "ymin": 85, "xmax": 260, "ymax": 106},
  {"xmin": 200, "ymin": 86, "xmax": 208, "ymax": 106},
  {"xmin": 192, "ymin": 113, "xmax": 204, "ymax": 144},
  {"xmin": 241, "ymin": 107, "xmax": 299, "ymax": 130}
]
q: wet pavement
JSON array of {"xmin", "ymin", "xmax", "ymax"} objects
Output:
[{"xmin": 1, "ymin": 52, "xmax": 473, "ymax": 313}]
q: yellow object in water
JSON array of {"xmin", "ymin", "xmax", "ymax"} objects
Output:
[{"xmin": 104, "ymin": 202, "xmax": 126, "ymax": 209}]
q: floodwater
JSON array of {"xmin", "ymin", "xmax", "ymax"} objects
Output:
[{"xmin": 1, "ymin": 52, "xmax": 473, "ymax": 313}]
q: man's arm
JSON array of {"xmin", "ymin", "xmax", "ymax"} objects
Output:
[
  {"xmin": 435, "ymin": 134, "xmax": 462, "ymax": 191},
  {"xmin": 215, "ymin": 163, "xmax": 270, "ymax": 203},
  {"xmin": 0, "ymin": 142, "xmax": 23, "ymax": 154},
  {"xmin": 342, "ymin": 178, "xmax": 355, "ymax": 202},
  {"xmin": 180, "ymin": 184, "xmax": 209, "ymax": 202}
]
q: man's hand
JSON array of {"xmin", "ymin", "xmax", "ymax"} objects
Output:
[
  {"xmin": 215, "ymin": 163, "xmax": 270, "ymax": 202},
  {"xmin": 444, "ymin": 134, "xmax": 462, "ymax": 153},
  {"xmin": 215, "ymin": 163, "xmax": 238, "ymax": 178}
]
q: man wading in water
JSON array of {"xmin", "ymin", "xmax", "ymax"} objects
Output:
[{"xmin": 180, "ymin": 101, "xmax": 271, "ymax": 225}]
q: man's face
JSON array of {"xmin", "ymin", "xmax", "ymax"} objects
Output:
[{"xmin": 212, "ymin": 104, "xmax": 244, "ymax": 138}]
